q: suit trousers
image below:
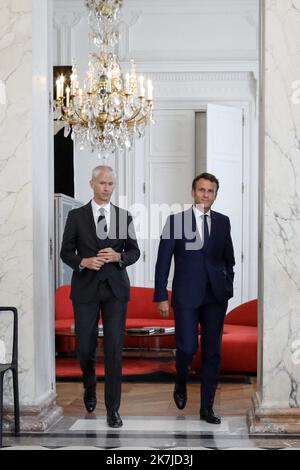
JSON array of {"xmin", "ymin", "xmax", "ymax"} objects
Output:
[
  {"xmin": 174, "ymin": 284, "xmax": 228, "ymax": 410},
  {"xmin": 72, "ymin": 280, "xmax": 127, "ymax": 413}
]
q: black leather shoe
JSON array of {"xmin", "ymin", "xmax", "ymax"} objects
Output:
[
  {"xmin": 173, "ymin": 383, "xmax": 187, "ymax": 410},
  {"xmin": 84, "ymin": 388, "xmax": 97, "ymax": 413},
  {"xmin": 200, "ymin": 409, "xmax": 221, "ymax": 425},
  {"xmin": 107, "ymin": 411, "xmax": 123, "ymax": 428}
]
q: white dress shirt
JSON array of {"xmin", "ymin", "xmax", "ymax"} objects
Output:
[
  {"xmin": 91, "ymin": 199, "xmax": 111, "ymax": 233},
  {"xmin": 193, "ymin": 205, "xmax": 212, "ymax": 243}
]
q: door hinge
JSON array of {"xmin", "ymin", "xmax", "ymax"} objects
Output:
[
  {"xmin": 50, "ymin": 238, "xmax": 54, "ymax": 260},
  {"xmin": 241, "ymin": 252, "xmax": 244, "ymax": 263},
  {"xmin": 49, "ymin": 92, "xmax": 53, "ymax": 114},
  {"xmin": 143, "ymin": 251, "xmax": 146, "ymax": 262},
  {"xmin": 242, "ymin": 182, "xmax": 245, "ymax": 194},
  {"xmin": 143, "ymin": 182, "xmax": 146, "ymax": 194},
  {"xmin": 242, "ymin": 113, "xmax": 245, "ymax": 126}
]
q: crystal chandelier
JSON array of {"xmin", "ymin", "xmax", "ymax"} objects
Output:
[{"xmin": 54, "ymin": 0, "xmax": 154, "ymax": 159}]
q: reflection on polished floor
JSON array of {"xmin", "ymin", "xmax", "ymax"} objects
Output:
[{"xmin": 2, "ymin": 380, "xmax": 300, "ymax": 450}]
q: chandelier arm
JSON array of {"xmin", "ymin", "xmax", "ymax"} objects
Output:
[
  {"xmin": 74, "ymin": 110, "xmax": 88, "ymax": 126},
  {"xmin": 126, "ymin": 115, "xmax": 149, "ymax": 128},
  {"xmin": 114, "ymin": 106, "xmax": 143, "ymax": 125}
]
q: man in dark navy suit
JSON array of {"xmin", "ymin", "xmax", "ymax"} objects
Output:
[
  {"xmin": 61, "ymin": 166, "xmax": 140, "ymax": 428},
  {"xmin": 154, "ymin": 173, "xmax": 235, "ymax": 424}
]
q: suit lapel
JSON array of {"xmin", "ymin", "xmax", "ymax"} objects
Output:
[
  {"xmin": 191, "ymin": 207, "xmax": 201, "ymax": 242},
  {"xmin": 207, "ymin": 210, "xmax": 217, "ymax": 252},
  {"xmin": 84, "ymin": 201, "xmax": 100, "ymax": 247}
]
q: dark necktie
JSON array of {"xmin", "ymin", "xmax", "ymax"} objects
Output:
[
  {"xmin": 203, "ymin": 214, "xmax": 209, "ymax": 251},
  {"xmin": 97, "ymin": 208, "xmax": 108, "ymax": 239}
]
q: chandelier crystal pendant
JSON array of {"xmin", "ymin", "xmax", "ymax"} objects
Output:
[{"xmin": 54, "ymin": 0, "xmax": 154, "ymax": 159}]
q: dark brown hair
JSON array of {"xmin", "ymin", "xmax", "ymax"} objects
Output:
[{"xmin": 192, "ymin": 173, "xmax": 219, "ymax": 192}]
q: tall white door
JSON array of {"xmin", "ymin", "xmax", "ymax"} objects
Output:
[
  {"xmin": 206, "ymin": 104, "xmax": 244, "ymax": 310},
  {"xmin": 145, "ymin": 110, "xmax": 195, "ymax": 288}
]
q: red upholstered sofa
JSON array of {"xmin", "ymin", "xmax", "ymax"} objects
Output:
[
  {"xmin": 55, "ymin": 286, "xmax": 257, "ymax": 373},
  {"xmin": 125, "ymin": 287, "xmax": 174, "ymax": 349},
  {"xmin": 191, "ymin": 299, "xmax": 258, "ymax": 374},
  {"xmin": 55, "ymin": 285, "xmax": 174, "ymax": 353},
  {"xmin": 55, "ymin": 285, "xmax": 77, "ymax": 353}
]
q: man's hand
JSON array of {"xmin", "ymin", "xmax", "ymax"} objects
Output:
[
  {"xmin": 157, "ymin": 301, "xmax": 170, "ymax": 318},
  {"xmin": 80, "ymin": 257, "xmax": 105, "ymax": 271},
  {"xmin": 97, "ymin": 248, "xmax": 121, "ymax": 264}
]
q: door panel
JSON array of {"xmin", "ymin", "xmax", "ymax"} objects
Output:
[
  {"xmin": 207, "ymin": 104, "xmax": 244, "ymax": 310},
  {"xmin": 146, "ymin": 111, "xmax": 195, "ymax": 287}
]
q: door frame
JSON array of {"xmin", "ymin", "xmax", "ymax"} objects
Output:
[
  {"xmin": 30, "ymin": 0, "xmax": 260, "ymax": 401},
  {"xmin": 32, "ymin": 0, "xmax": 56, "ymax": 396}
]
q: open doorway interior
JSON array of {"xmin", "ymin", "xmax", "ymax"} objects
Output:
[{"xmin": 52, "ymin": 0, "xmax": 259, "ymax": 418}]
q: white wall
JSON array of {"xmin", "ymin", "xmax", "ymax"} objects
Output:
[{"xmin": 54, "ymin": 0, "xmax": 259, "ymax": 69}]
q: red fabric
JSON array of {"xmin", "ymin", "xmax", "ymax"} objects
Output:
[
  {"xmin": 127, "ymin": 287, "xmax": 174, "ymax": 320},
  {"xmin": 55, "ymin": 286, "xmax": 258, "ymax": 374},
  {"xmin": 125, "ymin": 318, "xmax": 174, "ymax": 328},
  {"xmin": 124, "ymin": 335, "xmax": 176, "ymax": 350},
  {"xmin": 55, "ymin": 286, "xmax": 173, "ymax": 324},
  {"xmin": 55, "ymin": 319, "xmax": 74, "ymax": 330},
  {"xmin": 55, "ymin": 285, "xmax": 175, "ymax": 354},
  {"xmin": 192, "ymin": 300, "xmax": 258, "ymax": 373},
  {"xmin": 192, "ymin": 327, "xmax": 257, "ymax": 373},
  {"xmin": 55, "ymin": 285, "xmax": 74, "ymax": 320},
  {"xmin": 56, "ymin": 357, "xmax": 176, "ymax": 378},
  {"xmin": 221, "ymin": 328, "xmax": 257, "ymax": 372},
  {"xmin": 225, "ymin": 299, "xmax": 257, "ymax": 327},
  {"xmin": 55, "ymin": 336, "xmax": 76, "ymax": 354}
]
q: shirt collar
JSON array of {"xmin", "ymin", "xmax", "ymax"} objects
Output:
[
  {"xmin": 193, "ymin": 205, "xmax": 211, "ymax": 218},
  {"xmin": 92, "ymin": 200, "xmax": 111, "ymax": 215}
]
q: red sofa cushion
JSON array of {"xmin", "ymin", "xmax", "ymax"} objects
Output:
[
  {"xmin": 55, "ymin": 285, "xmax": 173, "ymax": 324},
  {"xmin": 55, "ymin": 286, "xmax": 175, "ymax": 353},
  {"xmin": 223, "ymin": 324, "xmax": 257, "ymax": 336},
  {"xmin": 126, "ymin": 318, "xmax": 174, "ymax": 329},
  {"xmin": 56, "ymin": 357, "xmax": 176, "ymax": 378},
  {"xmin": 220, "ymin": 326, "xmax": 257, "ymax": 372},
  {"xmin": 127, "ymin": 287, "xmax": 173, "ymax": 320},
  {"xmin": 192, "ymin": 300, "xmax": 258, "ymax": 373},
  {"xmin": 55, "ymin": 319, "xmax": 74, "ymax": 330},
  {"xmin": 55, "ymin": 285, "xmax": 73, "ymax": 320},
  {"xmin": 225, "ymin": 299, "xmax": 257, "ymax": 327}
]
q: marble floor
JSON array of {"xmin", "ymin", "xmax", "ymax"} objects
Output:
[{"xmin": 2, "ymin": 380, "xmax": 300, "ymax": 450}]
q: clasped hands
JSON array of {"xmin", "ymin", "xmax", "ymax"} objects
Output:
[{"xmin": 80, "ymin": 248, "xmax": 121, "ymax": 271}]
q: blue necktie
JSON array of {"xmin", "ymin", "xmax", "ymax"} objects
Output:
[{"xmin": 203, "ymin": 214, "xmax": 209, "ymax": 252}]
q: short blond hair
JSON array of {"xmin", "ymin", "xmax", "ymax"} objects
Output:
[{"xmin": 91, "ymin": 165, "xmax": 116, "ymax": 180}]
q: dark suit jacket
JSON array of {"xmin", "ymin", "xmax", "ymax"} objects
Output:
[
  {"xmin": 154, "ymin": 207, "xmax": 235, "ymax": 308},
  {"xmin": 60, "ymin": 202, "xmax": 140, "ymax": 303}
]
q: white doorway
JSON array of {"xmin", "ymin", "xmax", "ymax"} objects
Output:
[
  {"xmin": 206, "ymin": 104, "xmax": 244, "ymax": 310},
  {"xmin": 141, "ymin": 104, "xmax": 247, "ymax": 311},
  {"xmin": 144, "ymin": 110, "xmax": 196, "ymax": 289}
]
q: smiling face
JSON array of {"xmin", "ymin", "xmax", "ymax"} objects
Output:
[
  {"xmin": 90, "ymin": 168, "xmax": 116, "ymax": 205},
  {"xmin": 192, "ymin": 178, "xmax": 218, "ymax": 213}
]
